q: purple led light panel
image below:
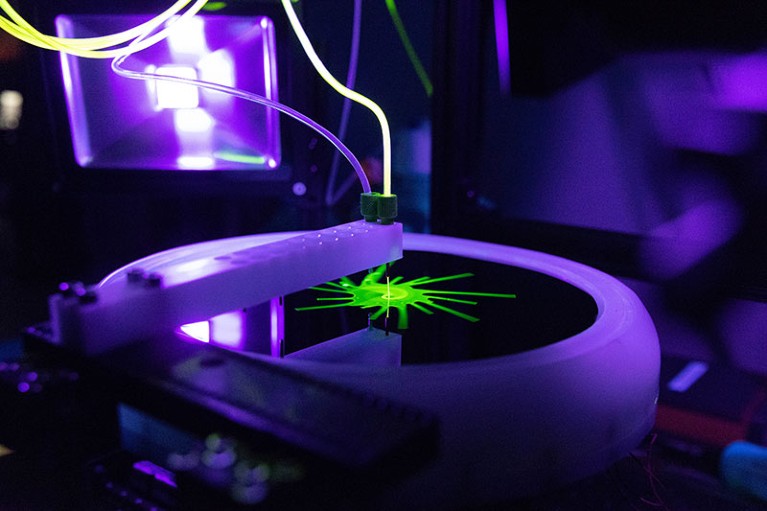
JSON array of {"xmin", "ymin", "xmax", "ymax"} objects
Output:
[{"xmin": 56, "ymin": 14, "xmax": 281, "ymax": 171}]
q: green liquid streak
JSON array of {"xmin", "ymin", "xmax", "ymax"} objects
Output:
[
  {"xmin": 385, "ymin": 0, "xmax": 433, "ymax": 97},
  {"xmin": 298, "ymin": 264, "xmax": 515, "ymax": 329}
]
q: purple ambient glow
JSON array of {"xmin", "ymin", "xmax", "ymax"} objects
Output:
[
  {"xmin": 56, "ymin": 14, "xmax": 281, "ymax": 171},
  {"xmin": 493, "ymin": 0, "xmax": 511, "ymax": 95},
  {"xmin": 640, "ymin": 197, "xmax": 741, "ymax": 279},
  {"xmin": 270, "ymin": 297, "xmax": 284, "ymax": 357},
  {"xmin": 713, "ymin": 53, "xmax": 767, "ymax": 111},
  {"xmin": 133, "ymin": 460, "xmax": 178, "ymax": 488},
  {"xmin": 178, "ymin": 297, "xmax": 283, "ymax": 355}
]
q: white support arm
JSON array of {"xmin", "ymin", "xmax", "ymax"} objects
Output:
[{"xmin": 49, "ymin": 221, "xmax": 403, "ymax": 354}]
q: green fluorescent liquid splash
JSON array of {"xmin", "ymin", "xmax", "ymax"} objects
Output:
[{"xmin": 297, "ymin": 264, "xmax": 516, "ymax": 329}]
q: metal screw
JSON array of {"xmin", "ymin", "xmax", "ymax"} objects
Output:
[
  {"xmin": 77, "ymin": 288, "xmax": 98, "ymax": 305},
  {"xmin": 126, "ymin": 268, "xmax": 145, "ymax": 284},
  {"xmin": 143, "ymin": 272, "xmax": 163, "ymax": 288},
  {"xmin": 58, "ymin": 281, "xmax": 84, "ymax": 297}
]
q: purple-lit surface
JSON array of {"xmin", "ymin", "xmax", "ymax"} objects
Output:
[
  {"xmin": 56, "ymin": 14, "xmax": 280, "ymax": 171},
  {"xmin": 287, "ymin": 328, "xmax": 402, "ymax": 366},
  {"xmin": 492, "ymin": 0, "xmax": 511, "ymax": 95},
  {"xmin": 209, "ymin": 310, "xmax": 245, "ymax": 348},
  {"xmin": 93, "ymin": 231, "xmax": 658, "ymax": 506},
  {"xmin": 713, "ymin": 52, "xmax": 767, "ymax": 111},
  {"xmin": 269, "ymin": 296, "xmax": 284, "ymax": 357},
  {"xmin": 640, "ymin": 197, "xmax": 742, "ymax": 279},
  {"xmin": 132, "ymin": 460, "xmax": 177, "ymax": 489},
  {"xmin": 178, "ymin": 297, "xmax": 283, "ymax": 355},
  {"xmin": 480, "ymin": 53, "xmax": 763, "ymax": 239},
  {"xmin": 56, "ymin": 222, "xmax": 402, "ymax": 354}
]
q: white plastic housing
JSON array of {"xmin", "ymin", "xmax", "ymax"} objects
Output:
[
  {"xmin": 288, "ymin": 233, "xmax": 660, "ymax": 508},
  {"xmin": 48, "ymin": 221, "xmax": 402, "ymax": 354},
  {"xmin": 66, "ymin": 230, "xmax": 658, "ymax": 507}
]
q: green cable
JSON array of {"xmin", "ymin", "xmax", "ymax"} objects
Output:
[{"xmin": 385, "ymin": 0, "xmax": 433, "ymax": 98}]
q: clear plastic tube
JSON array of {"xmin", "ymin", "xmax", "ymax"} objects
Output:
[
  {"xmin": 0, "ymin": 0, "xmax": 371, "ymax": 193},
  {"xmin": 325, "ymin": 0, "xmax": 362, "ymax": 207},
  {"xmin": 279, "ymin": 0, "xmax": 393, "ymax": 197},
  {"xmin": 111, "ymin": 54, "xmax": 371, "ymax": 193}
]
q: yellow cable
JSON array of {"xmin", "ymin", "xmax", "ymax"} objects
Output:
[
  {"xmin": 279, "ymin": 0, "xmax": 393, "ymax": 196},
  {"xmin": 0, "ymin": 0, "xmax": 186, "ymax": 48},
  {"xmin": 0, "ymin": 0, "xmax": 208, "ymax": 58},
  {"xmin": 0, "ymin": 0, "xmax": 191, "ymax": 49},
  {"xmin": 51, "ymin": 2, "xmax": 206, "ymax": 59}
]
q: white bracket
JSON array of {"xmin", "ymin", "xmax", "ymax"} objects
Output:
[{"xmin": 49, "ymin": 221, "xmax": 403, "ymax": 354}]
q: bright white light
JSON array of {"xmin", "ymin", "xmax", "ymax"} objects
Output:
[
  {"xmin": 179, "ymin": 321, "xmax": 210, "ymax": 342},
  {"xmin": 262, "ymin": 29, "xmax": 274, "ymax": 98},
  {"xmin": 177, "ymin": 156, "xmax": 215, "ymax": 169},
  {"xmin": 155, "ymin": 66, "xmax": 200, "ymax": 109},
  {"xmin": 210, "ymin": 311, "xmax": 245, "ymax": 348},
  {"xmin": 267, "ymin": 158, "xmax": 278, "ymax": 169},
  {"xmin": 174, "ymin": 109, "xmax": 214, "ymax": 133},
  {"xmin": 1, "ymin": 90, "xmax": 22, "ymax": 108},
  {"xmin": 172, "ymin": 258, "xmax": 213, "ymax": 277},
  {"xmin": 167, "ymin": 16, "xmax": 208, "ymax": 55},
  {"xmin": 198, "ymin": 50, "xmax": 235, "ymax": 88},
  {"xmin": 0, "ymin": 90, "xmax": 22, "ymax": 130}
]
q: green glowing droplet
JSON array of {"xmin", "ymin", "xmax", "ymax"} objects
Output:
[{"xmin": 297, "ymin": 265, "xmax": 516, "ymax": 329}]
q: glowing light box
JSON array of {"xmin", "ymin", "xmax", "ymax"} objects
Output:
[{"xmin": 56, "ymin": 14, "xmax": 281, "ymax": 171}]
